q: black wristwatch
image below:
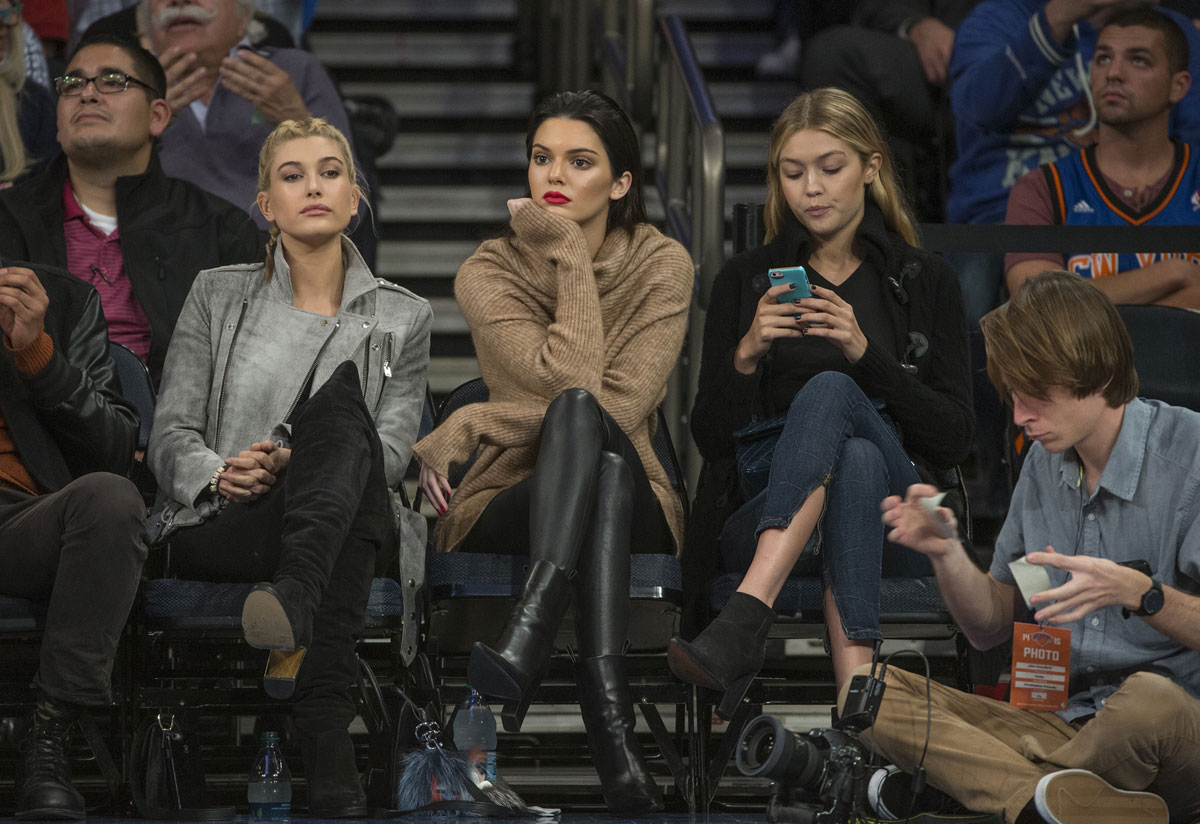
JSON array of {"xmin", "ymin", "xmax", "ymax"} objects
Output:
[{"xmin": 1123, "ymin": 579, "xmax": 1165, "ymax": 619}]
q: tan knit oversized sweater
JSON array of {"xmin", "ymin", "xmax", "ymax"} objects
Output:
[{"xmin": 412, "ymin": 203, "xmax": 694, "ymax": 554}]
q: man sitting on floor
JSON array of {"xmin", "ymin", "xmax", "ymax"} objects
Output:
[{"xmin": 864, "ymin": 269, "xmax": 1200, "ymax": 823}]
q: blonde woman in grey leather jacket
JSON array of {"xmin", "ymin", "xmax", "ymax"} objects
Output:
[{"xmin": 148, "ymin": 118, "xmax": 431, "ymax": 817}]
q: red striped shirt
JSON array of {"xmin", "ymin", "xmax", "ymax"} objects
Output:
[{"xmin": 62, "ymin": 181, "xmax": 151, "ymax": 362}]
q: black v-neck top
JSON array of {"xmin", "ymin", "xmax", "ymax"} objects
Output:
[{"xmin": 764, "ymin": 261, "xmax": 901, "ymax": 414}]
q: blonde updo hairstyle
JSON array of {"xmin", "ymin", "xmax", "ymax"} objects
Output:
[
  {"xmin": 256, "ymin": 117, "xmax": 361, "ymax": 281},
  {"xmin": 763, "ymin": 87, "xmax": 917, "ymax": 247}
]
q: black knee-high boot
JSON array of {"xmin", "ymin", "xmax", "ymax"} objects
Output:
[
  {"xmin": 292, "ymin": 528, "xmax": 378, "ymax": 818},
  {"xmin": 242, "ymin": 361, "xmax": 391, "ymax": 656},
  {"xmin": 468, "ymin": 390, "xmax": 605, "ymax": 730},
  {"xmin": 574, "ymin": 452, "xmax": 663, "ymax": 815}
]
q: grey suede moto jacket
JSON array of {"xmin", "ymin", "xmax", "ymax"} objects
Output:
[{"xmin": 148, "ymin": 237, "xmax": 432, "ymax": 520}]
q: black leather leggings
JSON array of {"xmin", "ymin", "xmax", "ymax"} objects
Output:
[{"xmin": 460, "ymin": 389, "xmax": 671, "ymax": 657}]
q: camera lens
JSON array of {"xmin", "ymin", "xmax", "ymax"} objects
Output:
[
  {"xmin": 736, "ymin": 716, "xmax": 829, "ymax": 791},
  {"xmin": 736, "ymin": 716, "xmax": 794, "ymax": 779}
]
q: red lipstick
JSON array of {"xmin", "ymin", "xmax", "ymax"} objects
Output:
[{"xmin": 543, "ymin": 191, "xmax": 570, "ymax": 205}]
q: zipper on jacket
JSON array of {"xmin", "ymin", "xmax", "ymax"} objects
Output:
[
  {"xmin": 213, "ymin": 299, "xmax": 249, "ymax": 448},
  {"xmin": 383, "ymin": 332, "xmax": 394, "ymax": 378},
  {"xmin": 281, "ymin": 320, "xmax": 341, "ymax": 424}
]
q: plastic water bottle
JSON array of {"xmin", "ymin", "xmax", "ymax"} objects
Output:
[
  {"xmin": 452, "ymin": 687, "xmax": 497, "ymax": 782},
  {"xmin": 248, "ymin": 731, "xmax": 292, "ymax": 822}
]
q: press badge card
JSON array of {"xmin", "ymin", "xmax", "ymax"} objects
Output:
[{"xmin": 1010, "ymin": 622, "xmax": 1071, "ymax": 711}]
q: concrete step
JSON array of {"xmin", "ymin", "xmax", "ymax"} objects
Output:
[
  {"xmin": 377, "ymin": 239, "xmax": 481, "ymax": 279},
  {"xmin": 310, "ymin": 31, "xmax": 515, "ymax": 69},
  {"xmin": 428, "ymin": 296, "xmax": 468, "ymax": 336},
  {"xmin": 689, "ymin": 31, "xmax": 774, "ymax": 69},
  {"xmin": 427, "ymin": 356, "xmax": 480, "ymax": 394},
  {"xmin": 711, "ymin": 80, "xmax": 797, "ymax": 120},
  {"xmin": 314, "ymin": 0, "xmax": 516, "ymax": 22},
  {"xmin": 379, "ymin": 132, "xmax": 527, "ymax": 169},
  {"xmin": 340, "ymin": 80, "xmax": 534, "ymax": 119},
  {"xmin": 658, "ymin": 0, "xmax": 774, "ymax": 20}
]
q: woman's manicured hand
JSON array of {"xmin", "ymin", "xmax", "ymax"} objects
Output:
[
  {"xmin": 794, "ymin": 284, "xmax": 868, "ymax": 363},
  {"xmin": 733, "ymin": 282, "xmax": 808, "ymax": 374},
  {"xmin": 419, "ymin": 463, "xmax": 452, "ymax": 514}
]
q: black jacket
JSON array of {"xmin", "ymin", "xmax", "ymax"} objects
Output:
[
  {"xmin": 0, "ymin": 151, "xmax": 263, "ymax": 385},
  {"xmin": 0, "ymin": 265, "xmax": 138, "ymax": 492},
  {"xmin": 681, "ymin": 204, "xmax": 973, "ymax": 633}
]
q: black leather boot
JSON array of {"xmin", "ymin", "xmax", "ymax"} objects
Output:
[
  {"xmin": 468, "ymin": 560, "xmax": 573, "ymax": 732},
  {"xmin": 667, "ymin": 592, "xmax": 775, "ymax": 719},
  {"xmin": 15, "ymin": 697, "xmax": 85, "ymax": 820},
  {"xmin": 302, "ymin": 730, "xmax": 368, "ymax": 818},
  {"xmin": 577, "ymin": 655, "xmax": 664, "ymax": 815}
]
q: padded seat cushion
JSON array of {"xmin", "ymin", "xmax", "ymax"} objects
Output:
[
  {"xmin": 142, "ymin": 578, "xmax": 406, "ymax": 630},
  {"xmin": 710, "ymin": 573, "xmax": 950, "ymax": 621},
  {"xmin": 427, "ymin": 552, "xmax": 683, "ymax": 603},
  {"xmin": 0, "ymin": 595, "xmax": 45, "ymax": 630}
]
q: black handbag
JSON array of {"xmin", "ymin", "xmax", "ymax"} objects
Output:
[{"xmin": 129, "ymin": 713, "xmax": 236, "ymax": 821}]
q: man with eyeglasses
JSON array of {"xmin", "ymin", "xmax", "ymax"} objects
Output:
[{"xmin": 0, "ymin": 31, "xmax": 261, "ymax": 388}]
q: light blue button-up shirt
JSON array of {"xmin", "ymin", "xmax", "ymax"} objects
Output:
[{"xmin": 991, "ymin": 398, "xmax": 1200, "ymax": 721}]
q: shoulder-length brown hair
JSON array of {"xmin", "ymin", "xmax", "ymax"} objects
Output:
[{"xmin": 980, "ymin": 269, "xmax": 1137, "ymax": 407}]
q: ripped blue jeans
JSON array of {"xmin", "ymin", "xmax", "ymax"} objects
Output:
[{"xmin": 720, "ymin": 371, "xmax": 932, "ymax": 640}]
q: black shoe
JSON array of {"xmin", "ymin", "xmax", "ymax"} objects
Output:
[
  {"xmin": 577, "ymin": 655, "xmax": 663, "ymax": 816},
  {"xmin": 302, "ymin": 730, "xmax": 368, "ymax": 818},
  {"xmin": 468, "ymin": 560, "xmax": 573, "ymax": 732},
  {"xmin": 667, "ymin": 591, "xmax": 774, "ymax": 719},
  {"xmin": 14, "ymin": 698, "xmax": 85, "ymax": 820}
]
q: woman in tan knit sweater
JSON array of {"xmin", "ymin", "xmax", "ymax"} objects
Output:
[{"xmin": 413, "ymin": 90, "xmax": 692, "ymax": 814}]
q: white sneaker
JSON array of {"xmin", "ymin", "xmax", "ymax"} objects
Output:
[{"xmin": 1034, "ymin": 769, "xmax": 1167, "ymax": 824}]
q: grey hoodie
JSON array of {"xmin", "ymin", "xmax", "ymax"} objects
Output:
[{"xmin": 149, "ymin": 237, "xmax": 432, "ymax": 517}]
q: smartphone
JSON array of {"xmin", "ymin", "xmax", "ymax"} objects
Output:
[{"xmin": 768, "ymin": 265, "xmax": 812, "ymax": 304}]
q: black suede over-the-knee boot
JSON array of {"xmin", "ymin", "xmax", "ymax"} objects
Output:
[
  {"xmin": 574, "ymin": 452, "xmax": 663, "ymax": 815},
  {"xmin": 242, "ymin": 361, "xmax": 391, "ymax": 657}
]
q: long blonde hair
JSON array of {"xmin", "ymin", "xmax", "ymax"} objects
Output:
[
  {"xmin": 256, "ymin": 117, "xmax": 360, "ymax": 281},
  {"xmin": 763, "ymin": 88, "xmax": 917, "ymax": 247},
  {"xmin": 0, "ymin": 18, "xmax": 28, "ymax": 183}
]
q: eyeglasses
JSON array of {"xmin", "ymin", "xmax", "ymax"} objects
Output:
[
  {"xmin": 54, "ymin": 71, "xmax": 162, "ymax": 99},
  {"xmin": 0, "ymin": 3, "xmax": 23, "ymax": 27}
]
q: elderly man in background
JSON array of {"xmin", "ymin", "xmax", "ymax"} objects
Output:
[{"xmin": 142, "ymin": 0, "xmax": 362, "ymax": 232}]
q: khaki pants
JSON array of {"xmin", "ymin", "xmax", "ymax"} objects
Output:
[{"xmin": 839, "ymin": 665, "xmax": 1200, "ymax": 823}]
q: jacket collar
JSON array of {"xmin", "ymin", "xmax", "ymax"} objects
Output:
[
  {"xmin": 37, "ymin": 147, "xmax": 170, "ymax": 218},
  {"xmin": 771, "ymin": 199, "xmax": 898, "ymax": 276},
  {"xmin": 267, "ymin": 234, "xmax": 377, "ymax": 313}
]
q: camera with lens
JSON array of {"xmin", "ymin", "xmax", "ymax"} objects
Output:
[{"xmin": 736, "ymin": 715, "xmax": 872, "ymax": 824}]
